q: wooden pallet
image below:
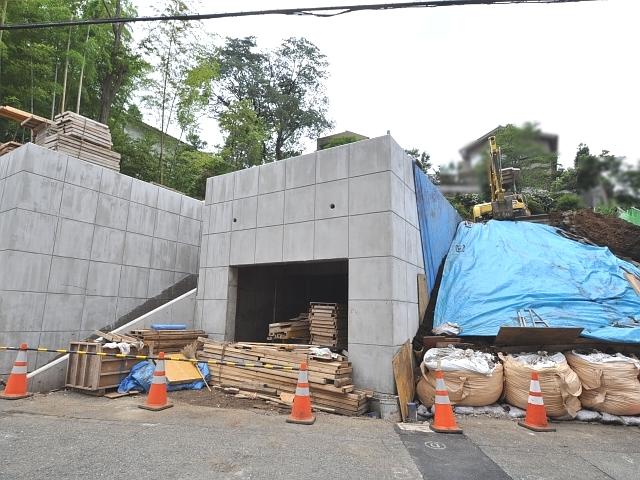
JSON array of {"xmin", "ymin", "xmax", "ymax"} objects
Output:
[
  {"xmin": 129, "ymin": 329, "xmax": 207, "ymax": 354},
  {"xmin": 267, "ymin": 314, "xmax": 310, "ymax": 341},
  {"xmin": 309, "ymin": 303, "xmax": 347, "ymax": 349}
]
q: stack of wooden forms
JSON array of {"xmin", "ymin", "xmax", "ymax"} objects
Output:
[
  {"xmin": 129, "ymin": 329, "xmax": 207, "ymax": 354},
  {"xmin": 197, "ymin": 339, "xmax": 370, "ymax": 416},
  {"xmin": 309, "ymin": 303, "xmax": 347, "ymax": 349},
  {"xmin": 0, "ymin": 141, "xmax": 21, "ymax": 157},
  {"xmin": 34, "ymin": 111, "xmax": 121, "ymax": 171},
  {"xmin": 267, "ymin": 313, "xmax": 310, "ymax": 342}
]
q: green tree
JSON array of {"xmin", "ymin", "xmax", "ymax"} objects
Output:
[{"xmin": 218, "ymin": 99, "xmax": 268, "ymax": 169}]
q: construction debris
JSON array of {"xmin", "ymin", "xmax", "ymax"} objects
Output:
[
  {"xmin": 267, "ymin": 313, "xmax": 310, "ymax": 342},
  {"xmin": 309, "ymin": 302, "xmax": 347, "ymax": 349},
  {"xmin": 129, "ymin": 329, "xmax": 207, "ymax": 354}
]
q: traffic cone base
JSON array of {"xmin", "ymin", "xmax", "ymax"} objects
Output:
[
  {"xmin": 1, "ymin": 343, "xmax": 32, "ymax": 400},
  {"xmin": 287, "ymin": 362, "xmax": 316, "ymax": 425},
  {"xmin": 139, "ymin": 352, "xmax": 172, "ymax": 412},
  {"xmin": 429, "ymin": 370, "xmax": 463, "ymax": 434},
  {"xmin": 518, "ymin": 371, "xmax": 555, "ymax": 433},
  {"xmin": 139, "ymin": 402, "xmax": 173, "ymax": 411},
  {"xmin": 517, "ymin": 420, "xmax": 555, "ymax": 432}
]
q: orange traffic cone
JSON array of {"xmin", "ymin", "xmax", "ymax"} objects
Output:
[
  {"xmin": 139, "ymin": 352, "xmax": 173, "ymax": 411},
  {"xmin": 0, "ymin": 343, "xmax": 32, "ymax": 400},
  {"xmin": 430, "ymin": 369, "xmax": 462, "ymax": 434},
  {"xmin": 286, "ymin": 362, "xmax": 315, "ymax": 425},
  {"xmin": 518, "ymin": 371, "xmax": 555, "ymax": 432}
]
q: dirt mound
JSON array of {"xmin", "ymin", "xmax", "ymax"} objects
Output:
[{"xmin": 548, "ymin": 209, "xmax": 640, "ymax": 262}]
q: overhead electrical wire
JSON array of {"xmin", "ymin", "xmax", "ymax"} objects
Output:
[{"xmin": 0, "ymin": 0, "xmax": 601, "ymax": 31}]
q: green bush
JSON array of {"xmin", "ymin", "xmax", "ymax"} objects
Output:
[{"xmin": 554, "ymin": 193, "xmax": 584, "ymax": 212}]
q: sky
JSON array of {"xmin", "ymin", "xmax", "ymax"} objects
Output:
[{"xmin": 132, "ymin": 0, "xmax": 640, "ymax": 169}]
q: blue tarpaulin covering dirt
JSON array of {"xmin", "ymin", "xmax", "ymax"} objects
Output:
[
  {"xmin": 434, "ymin": 220, "xmax": 640, "ymax": 343},
  {"xmin": 117, "ymin": 360, "xmax": 209, "ymax": 393}
]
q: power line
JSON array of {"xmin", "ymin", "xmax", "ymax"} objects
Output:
[{"xmin": 0, "ymin": 0, "xmax": 600, "ymax": 31}]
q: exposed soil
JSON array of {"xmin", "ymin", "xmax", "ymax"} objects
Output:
[
  {"xmin": 548, "ymin": 209, "xmax": 640, "ymax": 262},
  {"xmin": 171, "ymin": 388, "xmax": 288, "ymax": 414}
]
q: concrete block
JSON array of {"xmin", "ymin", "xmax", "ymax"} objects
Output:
[
  {"xmin": 348, "ymin": 343, "xmax": 399, "ymax": 393},
  {"xmin": 392, "ymin": 258, "xmax": 408, "ymax": 302},
  {"xmin": 211, "ymin": 201, "xmax": 233, "ymax": 233},
  {"xmin": 148, "ymin": 269, "xmax": 175, "ymax": 298},
  {"xmin": 283, "ymin": 221, "xmax": 314, "ymax": 262},
  {"xmin": 284, "ymin": 185, "xmax": 315, "ymax": 223},
  {"xmin": 257, "ymin": 191, "xmax": 284, "ymax": 227},
  {"xmin": 95, "ymin": 193, "xmax": 128, "ymax": 230},
  {"xmin": 348, "ymin": 300, "xmax": 394, "ymax": 345},
  {"xmin": 180, "ymin": 196, "xmax": 202, "ymax": 220},
  {"xmin": 0, "ymin": 250, "xmax": 50, "ymax": 291},
  {"xmin": 53, "ymin": 218, "xmax": 94, "ymax": 259},
  {"xmin": 35, "ymin": 331, "xmax": 81, "ymax": 368},
  {"xmin": 204, "ymin": 177, "xmax": 214, "ymax": 205},
  {"xmin": 60, "ymin": 183, "xmax": 99, "ymax": 223},
  {"xmin": 86, "ymin": 262, "xmax": 121, "ymax": 296},
  {"xmin": 178, "ymin": 215, "xmax": 202, "ymax": 246},
  {"xmin": 405, "ymin": 224, "xmax": 422, "ymax": 267},
  {"xmin": 1, "ymin": 171, "xmax": 64, "ymax": 215},
  {"xmin": 403, "ymin": 152, "xmax": 416, "ymax": 191},
  {"xmin": 349, "ymin": 212, "xmax": 393, "ymax": 258},
  {"xmin": 390, "ymin": 172, "xmax": 405, "ymax": 218},
  {"xmin": 315, "ymin": 179, "xmax": 348, "ymax": 219},
  {"xmin": 202, "ymin": 204, "xmax": 211, "ymax": 235},
  {"xmin": 196, "ymin": 268, "xmax": 205, "ymax": 299},
  {"xmin": 119, "ymin": 266, "xmax": 150, "ymax": 298},
  {"xmin": 405, "ymin": 263, "xmax": 419, "ymax": 304},
  {"xmin": 116, "ymin": 297, "xmax": 145, "ymax": 321},
  {"xmin": 349, "ymin": 136, "xmax": 391, "ymax": 178},
  {"xmin": 65, "ymin": 156, "xmax": 102, "ymax": 191},
  {"xmin": 231, "ymin": 196, "xmax": 258, "ymax": 231},
  {"xmin": 407, "ymin": 302, "xmax": 420, "ymax": 339},
  {"xmin": 130, "ymin": 178, "xmax": 158, "ymax": 207},
  {"xmin": 389, "ymin": 136, "xmax": 406, "ymax": 181},
  {"xmin": 123, "ymin": 232, "xmax": 153, "ymax": 268},
  {"xmin": 349, "ymin": 257, "xmax": 393, "ymax": 301},
  {"xmin": 0, "ymin": 149, "xmax": 8, "ymax": 178},
  {"xmin": 201, "ymin": 299, "xmax": 228, "ymax": 334},
  {"xmin": 392, "ymin": 301, "xmax": 409, "ymax": 346},
  {"xmin": 9, "ymin": 144, "xmax": 68, "ymax": 180},
  {"xmin": 176, "ymin": 243, "xmax": 200, "ymax": 273},
  {"xmin": 0, "ymin": 291, "xmax": 46, "ymax": 331},
  {"xmin": 0, "ymin": 332, "xmax": 41, "ymax": 374},
  {"xmin": 0, "ymin": 178, "xmax": 4, "ymax": 205},
  {"xmin": 205, "ymin": 233, "xmax": 230, "ymax": 267},
  {"xmin": 81, "ymin": 296, "xmax": 118, "ymax": 331},
  {"xmin": 285, "ymin": 152, "xmax": 316, "ymax": 189},
  {"xmin": 234, "ymin": 167, "xmax": 259, "ymax": 199},
  {"xmin": 171, "ymin": 292, "xmax": 196, "ymax": 326},
  {"xmin": 0, "ymin": 209, "xmax": 57, "ymax": 254},
  {"xmin": 48, "ymin": 257, "xmax": 89, "ymax": 295},
  {"xmin": 193, "ymin": 299, "xmax": 204, "ymax": 329},
  {"xmin": 316, "ymin": 144, "xmax": 349, "ymax": 183},
  {"xmin": 41, "ymin": 293, "xmax": 84, "ymax": 331},
  {"xmin": 225, "ymin": 286, "xmax": 237, "ymax": 339},
  {"xmin": 404, "ymin": 184, "xmax": 419, "ymax": 228},
  {"xmin": 126, "ymin": 203, "xmax": 157, "ymax": 237},
  {"xmin": 255, "ymin": 226, "xmax": 284, "ymax": 263},
  {"xmin": 392, "ymin": 213, "xmax": 406, "ymax": 261},
  {"xmin": 157, "ymin": 187, "xmax": 182, "ymax": 214},
  {"xmin": 349, "ymin": 172, "xmax": 392, "ymax": 215},
  {"xmin": 230, "ymin": 229, "xmax": 256, "ymax": 265},
  {"xmin": 258, "ymin": 160, "xmax": 285, "ymax": 194},
  {"xmin": 314, "ymin": 217, "xmax": 348, "ymax": 260},
  {"xmin": 100, "ymin": 168, "xmax": 132, "ymax": 199},
  {"xmin": 150, "ymin": 238, "xmax": 177, "ymax": 270},
  {"xmin": 154, "ymin": 210, "xmax": 179, "ymax": 241},
  {"xmin": 211, "ymin": 173, "xmax": 235, "ymax": 204},
  {"xmin": 203, "ymin": 267, "xmax": 230, "ymax": 300},
  {"xmin": 91, "ymin": 226, "xmax": 125, "ymax": 263},
  {"xmin": 142, "ymin": 303, "xmax": 172, "ymax": 327},
  {"xmin": 174, "ymin": 271, "xmax": 190, "ymax": 284}
]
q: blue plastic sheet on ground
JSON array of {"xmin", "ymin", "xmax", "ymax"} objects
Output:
[
  {"xmin": 413, "ymin": 163, "xmax": 462, "ymax": 293},
  {"xmin": 434, "ymin": 220, "xmax": 640, "ymax": 343},
  {"xmin": 117, "ymin": 360, "xmax": 209, "ymax": 393}
]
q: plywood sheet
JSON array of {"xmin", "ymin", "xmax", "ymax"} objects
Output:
[
  {"xmin": 165, "ymin": 354, "xmax": 202, "ymax": 384},
  {"xmin": 417, "ymin": 273, "xmax": 428, "ymax": 325},
  {"xmin": 392, "ymin": 341, "xmax": 415, "ymax": 422}
]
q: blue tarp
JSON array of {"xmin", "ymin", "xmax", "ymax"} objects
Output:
[
  {"xmin": 434, "ymin": 220, "xmax": 640, "ymax": 343},
  {"xmin": 117, "ymin": 360, "xmax": 210, "ymax": 393},
  {"xmin": 413, "ymin": 164, "xmax": 462, "ymax": 293}
]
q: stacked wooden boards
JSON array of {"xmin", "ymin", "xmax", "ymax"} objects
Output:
[
  {"xmin": 129, "ymin": 329, "xmax": 207, "ymax": 354},
  {"xmin": 34, "ymin": 111, "xmax": 121, "ymax": 171},
  {"xmin": 197, "ymin": 339, "xmax": 370, "ymax": 416},
  {"xmin": 267, "ymin": 313, "xmax": 310, "ymax": 342},
  {"xmin": 0, "ymin": 141, "xmax": 21, "ymax": 157},
  {"xmin": 309, "ymin": 303, "xmax": 347, "ymax": 349}
]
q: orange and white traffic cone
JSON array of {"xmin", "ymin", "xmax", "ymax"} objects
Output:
[
  {"xmin": 518, "ymin": 371, "xmax": 555, "ymax": 432},
  {"xmin": 139, "ymin": 352, "xmax": 173, "ymax": 411},
  {"xmin": 0, "ymin": 343, "xmax": 32, "ymax": 400},
  {"xmin": 286, "ymin": 362, "xmax": 315, "ymax": 425},
  {"xmin": 430, "ymin": 369, "xmax": 462, "ymax": 434}
]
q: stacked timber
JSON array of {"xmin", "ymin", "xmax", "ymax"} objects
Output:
[
  {"xmin": 0, "ymin": 141, "xmax": 21, "ymax": 157},
  {"xmin": 309, "ymin": 302, "xmax": 347, "ymax": 349},
  {"xmin": 197, "ymin": 339, "xmax": 370, "ymax": 416},
  {"xmin": 129, "ymin": 329, "xmax": 207, "ymax": 354},
  {"xmin": 35, "ymin": 111, "xmax": 121, "ymax": 171},
  {"xmin": 267, "ymin": 313, "xmax": 310, "ymax": 342}
]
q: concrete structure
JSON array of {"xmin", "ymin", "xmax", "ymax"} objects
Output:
[
  {"xmin": 196, "ymin": 135, "xmax": 425, "ymax": 393},
  {"xmin": 0, "ymin": 143, "xmax": 202, "ymax": 376}
]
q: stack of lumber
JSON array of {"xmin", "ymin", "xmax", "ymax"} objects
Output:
[
  {"xmin": 0, "ymin": 141, "xmax": 21, "ymax": 157},
  {"xmin": 267, "ymin": 313, "xmax": 310, "ymax": 342},
  {"xmin": 129, "ymin": 329, "xmax": 207, "ymax": 354},
  {"xmin": 197, "ymin": 339, "xmax": 370, "ymax": 416},
  {"xmin": 309, "ymin": 302, "xmax": 347, "ymax": 349},
  {"xmin": 34, "ymin": 111, "xmax": 121, "ymax": 171}
]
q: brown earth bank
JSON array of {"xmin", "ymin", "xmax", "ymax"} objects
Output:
[{"xmin": 549, "ymin": 209, "xmax": 640, "ymax": 262}]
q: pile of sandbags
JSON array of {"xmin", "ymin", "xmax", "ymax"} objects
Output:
[
  {"xmin": 566, "ymin": 351, "xmax": 640, "ymax": 416},
  {"xmin": 417, "ymin": 347, "xmax": 503, "ymax": 407},
  {"xmin": 500, "ymin": 352, "xmax": 582, "ymax": 418}
]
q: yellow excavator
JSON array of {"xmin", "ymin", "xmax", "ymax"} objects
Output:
[{"xmin": 472, "ymin": 136, "xmax": 540, "ymax": 222}]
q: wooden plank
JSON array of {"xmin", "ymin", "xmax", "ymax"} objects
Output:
[
  {"xmin": 494, "ymin": 326, "xmax": 583, "ymax": 346},
  {"xmin": 165, "ymin": 353, "xmax": 203, "ymax": 384},
  {"xmin": 417, "ymin": 273, "xmax": 428, "ymax": 325},
  {"xmin": 392, "ymin": 341, "xmax": 415, "ymax": 423}
]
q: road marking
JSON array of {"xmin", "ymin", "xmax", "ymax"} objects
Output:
[{"xmin": 424, "ymin": 441, "xmax": 447, "ymax": 450}]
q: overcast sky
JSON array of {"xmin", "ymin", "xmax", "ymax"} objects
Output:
[{"xmin": 132, "ymin": 0, "xmax": 639, "ymax": 169}]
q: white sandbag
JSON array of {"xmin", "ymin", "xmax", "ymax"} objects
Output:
[
  {"xmin": 500, "ymin": 352, "xmax": 582, "ymax": 418},
  {"xmin": 423, "ymin": 346, "xmax": 498, "ymax": 375},
  {"xmin": 566, "ymin": 351, "xmax": 640, "ymax": 416}
]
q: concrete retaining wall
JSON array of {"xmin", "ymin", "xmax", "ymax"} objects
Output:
[{"xmin": 0, "ymin": 144, "xmax": 202, "ymax": 375}]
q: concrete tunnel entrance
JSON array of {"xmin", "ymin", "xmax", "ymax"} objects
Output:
[{"xmin": 233, "ymin": 260, "xmax": 348, "ymax": 343}]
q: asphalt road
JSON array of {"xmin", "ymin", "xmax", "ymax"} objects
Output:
[{"xmin": 1, "ymin": 391, "xmax": 639, "ymax": 480}]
